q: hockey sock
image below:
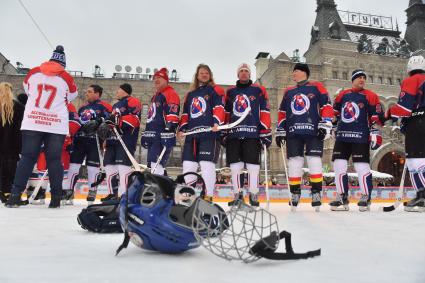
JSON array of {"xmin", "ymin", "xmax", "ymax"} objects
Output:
[
  {"xmin": 150, "ymin": 162, "xmax": 165, "ymax": 175},
  {"xmin": 200, "ymin": 161, "xmax": 216, "ymax": 197},
  {"xmin": 354, "ymin": 162, "xmax": 372, "ymax": 196},
  {"xmin": 333, "ymin": 159, "xmax": 349, "ymax": 195},
  {"xmin": 117, "ymin": 165, "xmax": 133, "ymax": 197},
  {"xmin": 230, "ymin": 162, "xmax": 244, "ymax": 194},
  {"xmin": 66, "ymin": 163, "xmax": 80, "ymax": 192},
  {"xmin": 105, "ymin": 165, "xmax": 119, "ymax": 195},
  {"xmin": 406, "ymin": 158, "xmax": 425, "ymax": 191},
  {"xmin": 182, "ymin": 161, "xmax": 199, "ymax": 186},
  {"xmin": 246, "ymin": 163, "xmax": 260, "ymax": 195},
  {"xmin": 87, "ymin": 166, "xmax": 100, "ymax": 188},
  {"xmin": 306, "ymin": 156, "xmax": 322, "ymax": 193}
]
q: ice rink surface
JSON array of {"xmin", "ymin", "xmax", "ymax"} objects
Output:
[{"xmin": 1, "ymin": 201, "xmax": 424, "ymax": 283}]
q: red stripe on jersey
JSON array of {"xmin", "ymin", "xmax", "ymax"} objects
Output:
[
  {"xmin": 122, "ymin": 114, "xmax": 140, "ymax": 128},
  {"xmin": 58, "ymin": 71, "xmax": 77, "ymax": 93},
  {"xmin": 165, "ymin": 113, "xmax": 179, "ymax": 123},
  {"xmin": 308, "ymin": 81, "xmax": 328, "ymax": 95},
  {"xmin": 278, "ymin": 110, "xmax": 286, "ymax": 123},
  {"xmin": 163, "ymin": 87, "xmax": 181, "ymax": 105},
  {"xmin": 99, "ymin": 101, "xmax": 113, "ymax": 113},
  {"xmin": 126, "ymin": 96, "xmax": 142, "ymax": 109},
  {"xmin": 260, "ymin": 110, "xmax": 271, "ymax": 129},
  {"xmin": 179, "ymin": 113, "xmax": 189, "ymax": 128},
  {"xmin": 213, "ymin": 85, "xmax": 225, "ymax": 97},
  {"xmin": 213, "ymin": 105, "xmax": 225, "ymax": 125},
  {"xmin": 390, "ymin": 103, "xmax": 412, "ymax": 118}
]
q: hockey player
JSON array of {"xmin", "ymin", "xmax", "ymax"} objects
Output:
[
  {"xmin": 28, "ymin": 102, "xmax": 80, "ymax": 205},
  {"xmin": 6, "ymin": 45, "xmax": 78, "ymax": 208},
  {"xmin": 275, "ymin": 63, "xmax": 333, "ymax": 211},
  {"xmin": 386, "ymin": 55, "xmax": 425, "ymax": 212},
  {"xmin": 62, "ymin": 85, "xmax": 112, "ymax": 205},
  {"xmin": 330, "ymin": 70, "xmax": 384, "ymax": 212},
  {"xmin": 103, "ymin": 83, "xmax": 141, "ymax": 197},
  {"xmin": 223, "ymin": 63, "xmax": 271, "ymax": 207},
  {"xmin": 177, "ymin": 64, "xmax": 225, "ymax": 201},
  {"xmin": 141, "ymin": 68, "xmax": 180, "ymax": 175}
]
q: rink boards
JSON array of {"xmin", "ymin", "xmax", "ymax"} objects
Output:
[{"xmin": 28, "ymin": 178, "xmax": 414, "ymax": 202}]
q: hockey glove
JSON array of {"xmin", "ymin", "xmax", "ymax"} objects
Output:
[
  {"xmin": 160, "ymin": 131, "xmax": 176, "ymax": 149},
  {"xmin": 82, "ymin": 117, "xmax": 104, "ymax": 135},
  {"xmin": 97, "ymin": 122, "xmax": 112, "ymax": 140},
  {"xmin": 369, "ymin": 127, "xmax": 382, "ymax": 150},
  {"xmin": 259, "ymin": 130, "xmax": 272, "ymax": 148},
  {"xmin": 317, "ymin": 119, "xmax": 333, "ymax": 141},
  {"xmin": 275, "ymin": 128, "xmax": 286, "ymax": 146}
]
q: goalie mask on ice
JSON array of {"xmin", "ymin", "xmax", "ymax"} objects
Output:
[
  {"xmin": 116, "ymin": 171, "xmax": 226, "ymax": 254},
  {"xmin": 191, "ymin": 200, "xmax": 321, "ymax": 263}
]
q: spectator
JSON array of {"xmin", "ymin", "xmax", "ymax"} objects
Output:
[
  {"xmin": 6, "ymin": 45, "xmax": 78, "ymax": 208},
  {"xmin": 0, "ymin": 83, "xmax": 25, "ymax": 203}
]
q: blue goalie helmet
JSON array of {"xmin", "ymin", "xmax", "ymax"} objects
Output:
[{"xmin": 119, "ymin": 171, "xmax": 202, "ymax": 254}]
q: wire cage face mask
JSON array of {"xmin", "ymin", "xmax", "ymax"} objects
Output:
[{"xmin": 191, "ymin": 199, "xmax": 279, "ymax": 263}]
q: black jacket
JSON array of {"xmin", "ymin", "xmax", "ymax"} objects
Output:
[{"xmin": 0, "ymin": 100, "xmax": 25, "ymax": 157}]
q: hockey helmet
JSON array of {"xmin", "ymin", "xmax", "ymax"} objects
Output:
[{"xmin": 119, "ymin": 171, "xmax": 206, "ymax": 253}]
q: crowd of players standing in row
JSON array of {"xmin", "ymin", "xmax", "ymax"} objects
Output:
[{"xmin": 1, "ymin": 45, "xmax": 425, "ymax": 212}]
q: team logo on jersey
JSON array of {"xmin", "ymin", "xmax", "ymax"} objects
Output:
[
  {"xmin": 146, "ymin": 103, "xmax": 156, "ymax": 123},
  {"xmin": 341, "ymin": 102, "xmax": 360, "ymax": 123},
  {"xmin": 79, "ymin": 109, "xmax": 96, "ymax": 125},
  {"xmin": 290, "ymin": 94, "xmax": 310, "ymax": 115},
  {"xmin": 233, "ymin": 94, "xmax": 250, "ymax": 117},
  {"xmin": 190, "ymin": 97, "xmax": 207, "ymax": 118}
]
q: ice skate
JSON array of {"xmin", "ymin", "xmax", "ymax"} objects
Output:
[
  {"xmin": 27, "ymin": 187, "xmax": 46, "ymax": 205},
  {"xmin": 330, "ymin": 193, "xmax": 349, "ymax": 211},
  {"xmin": 404, "ymin": 189, "xmax": 425, "ymax": 212},
  {"xmin": 249, "ymin": 193, "xmax": 259, "ymax": 207},
  {"xmin": 290, "ymin": 193, "xmax": 300, "ymax": 212},
  {"xmin": 357, "ymin": 194, "xmax": 371, "ymax": 212},
  {"xmin": 228, "ymin": 191, "xmax": 244, "ymax": 206},
  {"xmin": 48, "ymin": 195, "xmax": 61, "ymax": 208},
  {"xmin": 61, "ymin": 189, "xmax": 74, "ymax": 205},
  {"xmin": 311, "ymin": 190, "xmax": 321, "ymax": 212},
  {"xmin": 100, "ymin": 194, "xmax": 117, "ymax": 202},
  {"xmin": 86, "ymin": 188, "xmax": 97, "ymax": 205}
]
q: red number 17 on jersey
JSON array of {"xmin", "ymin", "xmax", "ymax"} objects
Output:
[{"xmin": 35, "ymin": 84, "xmax": 57, "ymax": 109}]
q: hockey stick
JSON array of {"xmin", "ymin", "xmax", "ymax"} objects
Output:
[
  {"xmin": 91, "ymin": 134, "xmax": 106, "ymax": 188},
  {"xmin": 182, "ymin": 106, "xmax": 251, "ymax": 136},
  {"xmin": 152, "ymin": 146, "xmax": 166, "ymax": 174},
  {"xmin": 28, "ymin": 170, "xmax": 48, "ymax": 204},
  {"xmin": 279, "ymin": 143, "xmax": 293, "ymax": 210},
  {"xmin": 381, "ymin": 162, "xmax": 407, "ymax": 212},
  {"xmin": 263, "ymin": 144, "xmax": 270, "ymax": 210},
  {"xmin": 112, "ymin": 127, "xmax": 148, "ymax": 172}
]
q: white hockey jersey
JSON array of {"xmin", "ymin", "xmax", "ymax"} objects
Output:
[{"xmin": 22, "ymin": 61, "xmax": 78, "ymax": 135}]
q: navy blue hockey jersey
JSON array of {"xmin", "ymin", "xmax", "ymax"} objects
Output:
[
  {"xmin": 143, "ymin": 85, "xmax": 180, "ymax": 142},
  {"xmin": 179, "ymin": 84, "xmax": 225, "ymax": 139},
  {"xmin": 334, "ymin": 88, "xmax": 383, "ymax": 143},
  {"xmin": 277, "ymin": 81, "xmax": 333, "ymax": 137},
  {"xmin": 225, "ymin": 81, "xmax": 271, "ymax": 139}
]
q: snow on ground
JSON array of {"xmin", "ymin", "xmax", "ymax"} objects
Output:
[{"xmin": 1, "ymin": 201, "xmax": 424, "ymax": 283}]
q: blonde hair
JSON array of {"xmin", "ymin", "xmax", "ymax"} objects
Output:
[
  {"xmin": 189, "ymin": 64, "xmax": 216, "ymax": 92},
  {"xmin": 0, "ymin": 82, "xmax": 14, "ymax": 127}
]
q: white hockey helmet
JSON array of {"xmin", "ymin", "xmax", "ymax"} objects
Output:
[{"xmin": 407, "ymin": 55, "xmax": 425, "ymax": 73}]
